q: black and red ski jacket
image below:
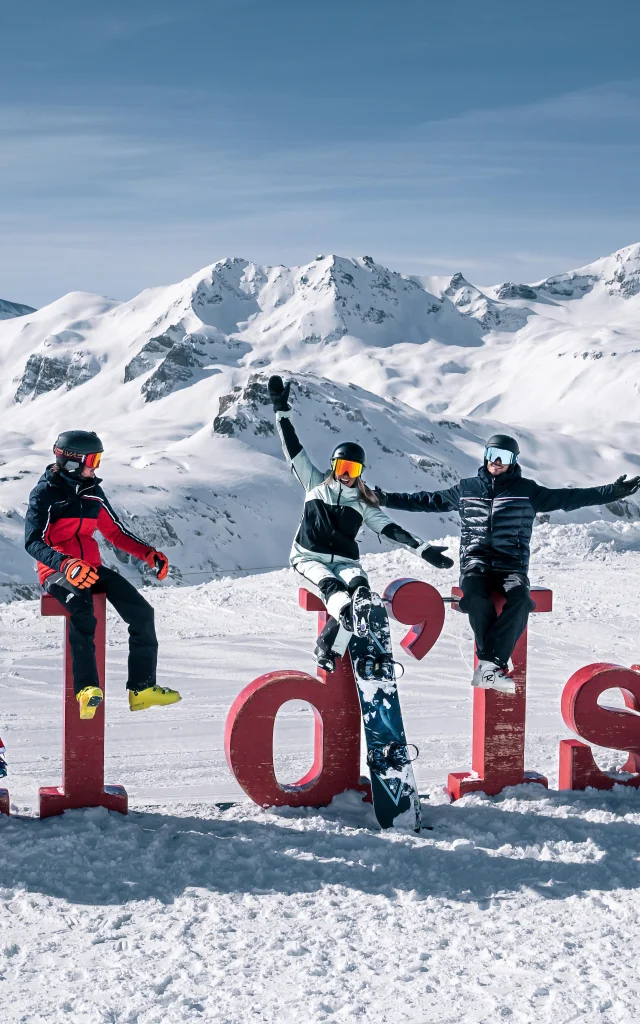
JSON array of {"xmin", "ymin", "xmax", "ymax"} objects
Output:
[{"xmin": 25, "ymin": 466, "xmax": 153, "ymax": 585}]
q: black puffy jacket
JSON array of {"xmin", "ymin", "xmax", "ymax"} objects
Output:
[{"xmin": 383, "ymin": 465, "xmax": 617, "ymax": 575}]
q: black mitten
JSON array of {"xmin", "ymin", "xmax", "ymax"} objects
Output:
[
  {"xmin": 612, "ymin": 474, "xmax": 640, "ymax": 499},
  {"xmin": 267, "ymin": 375, "xmax": 291, "ymax": 412},
  {"xmin": 421, "ymin": 544, "xmax": 454, "ymax": 569}
]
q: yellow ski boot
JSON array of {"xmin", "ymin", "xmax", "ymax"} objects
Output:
[
  {"xmin": 77, "ymin": 686, "xmax": 104, "ymax": 720},
  {"xmin": 128, "ymin": 685, "xmax": 182, "ymax": 712}
]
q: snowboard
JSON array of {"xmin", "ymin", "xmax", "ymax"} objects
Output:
[{"xmin": 348, "ymin": 595, "xmax": 422, "ymax": 832}]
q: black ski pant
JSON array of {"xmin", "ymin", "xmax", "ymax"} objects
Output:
[
  {"xmin": 46, "ymin": 565, "xmax": 158, "ymax": 695},
  {"xmin": 457, "ymin": 571, "xmax": 536, "ymax": 668}
]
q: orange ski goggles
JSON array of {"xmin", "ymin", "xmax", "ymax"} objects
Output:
[
  {"xmin": 333, "ymin": 458, "xmax": 363, "ymax": 479},
  {"xmin": 54, "ymin": 447, "xmax": 102, "ymax": 469}
]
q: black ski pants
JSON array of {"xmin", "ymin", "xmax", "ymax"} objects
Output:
[
  {"xmin": 458, "ymin": 571, "xmax": 536, "ymax": 668},
  {"xmin": 47, "ymin": 566, "xmax": 158, "ymax": 695}
]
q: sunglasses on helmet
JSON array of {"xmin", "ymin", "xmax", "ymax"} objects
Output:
[
  {"xmin": 484, "ymin": 446, "xmax": 517, "ymax": 466},
  {"xmin": 333, "ymin": 458, "xmax": 363, "ymax": 479},
  {"xmin": 54, "ymin": 447, "xmax": 102, "ymax": 469}
]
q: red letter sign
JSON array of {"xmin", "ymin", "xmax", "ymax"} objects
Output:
[
  {"xmin": 224, "ymin": 590, "xmax": 370, "ymax": 808},
  {"xmin": 383, "ymin": 578, "xmax": 445, "ymax": 659},
  {"xmin": 559, "ymin": 663, "xmax": 640, "ymax": 790},
  {"xmin": 39, "ymin": 594, "xmax": 128, "ymax": 818},
  {"xmin": 447, "ymin": 586, "xmax": 552, "ymax": 800}
]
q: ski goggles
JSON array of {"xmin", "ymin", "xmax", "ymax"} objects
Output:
[
  {"xmin": 333, "ymin": 458, "xmax": 363, "ymax": 478},
  {"xmin": 484, "ymin": 446, "xmax": 517, "ymax": 466},
  {"xmin": 54, "ymin": 447, "xmax": 103, "ymax": 469}
]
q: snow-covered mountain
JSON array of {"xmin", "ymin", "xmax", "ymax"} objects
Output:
[
  {"xmin": 0, "ymin": 297, "xmax": 35, "ymax": 320},
  {"xmin": 1, "ymin": 245, "xmax": 639, "ymax": 598}
]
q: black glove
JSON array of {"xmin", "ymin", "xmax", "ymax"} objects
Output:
[
  {"xmin": 268, "ymin": 375, "xmax": 291, "ymax": 412},
  {"xmin": 373, "ymin": 486, "xmax": 388, "ymax": 506},
  {"xmin": 612, "ymin": 474, "xmax": 640, "ymax": 499},
  {"xmin": 421, "ymin": 544, "xmax": 454, "ymax": 569}
]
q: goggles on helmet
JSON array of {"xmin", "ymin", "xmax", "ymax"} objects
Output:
[
  {"xmin": 54, "ymin": 447, "xmax": 102, "ymax": 469},
  {"xmin": 484, "ymin": 446, "xmax": 517, "ymax": 466},
  {"xmin": 333, "ymin": 458, "xmax": 363, "ymax": 479}
]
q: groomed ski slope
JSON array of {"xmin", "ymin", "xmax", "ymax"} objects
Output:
[{"xmin": 1, "ymin": 533, "xmax": 640, "ymax": 1023}]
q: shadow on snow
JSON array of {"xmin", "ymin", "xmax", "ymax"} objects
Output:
[{"xmin": 0, "ymin": 784, "xmax": 639, "ymax": 907}]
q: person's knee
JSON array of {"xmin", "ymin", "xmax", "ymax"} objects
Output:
[
  {"xmin": 318, "ymin": 577, "xmax": 348, "ymax": 602},
  {"xmin": 458, "ymin": 593, "xmax": 493, "ymax": 614},
  {"xmin": 347, "ymin": 575, "xmax": 368, "ymax": 594},
  {"xmin": 505, "ymin": 586, "xmax": 532, "ymax": 610}
]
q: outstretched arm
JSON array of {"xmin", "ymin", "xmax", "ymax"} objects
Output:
[
  {"xmin": 269, "ymin": 376, "xmax": 324, "ymax": 491},
  {"xmin": 362, "ymin": 504, "xmax": 454, "ymax": 568},
  {"xmin": 532, "ymin": 474, "xmax": 640, "ymax": 514},
  {"xmin": 93, "ymin": 490, "xmax": 154, "ymax": 560},
  {"xmin": 376, "ymin": 483, "xmax": 461, "ymax": 514}
]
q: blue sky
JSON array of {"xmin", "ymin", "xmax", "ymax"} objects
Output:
[{"xmin": 2, "ymin": 0, "xmax": 640, "ymax": 306}]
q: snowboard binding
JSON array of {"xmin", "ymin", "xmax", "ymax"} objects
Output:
[
  {"xmin": 366, "ymin": 741, "xmax": 419, "ymax": 774},
  {"xmin": 355, "ymin": 652, "xmax": 404, "ymax": 682}
]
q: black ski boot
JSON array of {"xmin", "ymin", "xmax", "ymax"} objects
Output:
[
  {"xmin": 314, "ymin": 642, "xmax": 336, "ymax": 673},
  {"xmin": 350, "ymin": 586, "xmax": 372, "ymax": 638}
]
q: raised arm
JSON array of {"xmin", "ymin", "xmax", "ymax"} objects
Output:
[
  {"xmin": 375, "ymin": 483, "xmax": 461, "ymax": 514},
  {"xmin": 531, "ymin": 474, "xmax": 640, "ymax": 514},
  {"xmin": 361, "ymin": 503, "xmax": 454, "ymax": 568},
  {"xmin": 268, "ymin": 376, "xmax": 324, "ymax": 491}
]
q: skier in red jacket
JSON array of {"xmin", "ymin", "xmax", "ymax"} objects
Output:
[{"xmin": 25, "ymin": 430, "xmax": 181, "ymax": 720}]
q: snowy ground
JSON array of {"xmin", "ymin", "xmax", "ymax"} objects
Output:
[{"xmin": 1, "ymin": 535, "xmax": 640, "ymax": 1023}]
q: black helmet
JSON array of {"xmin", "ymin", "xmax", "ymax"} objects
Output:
[
  {"xmin": 484, "ymin": 433, "xmax": 520, "ymax": 465},
  {"xmin": 331, "ymin": 441, "xmax": 366, "ymax": 469},
  {"xmin": 53, "ymin": 430, "xmax": 104, "ymax": 477}
]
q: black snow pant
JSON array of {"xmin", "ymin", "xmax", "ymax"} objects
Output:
[
  {"xmin": 46, "ymin": 565, "xmax": 158, "ymax": 695},
  {"xmin": 458, "ymin": 571, "xmax": 536, "ymax": 668}
]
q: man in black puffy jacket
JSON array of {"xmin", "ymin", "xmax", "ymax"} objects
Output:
[{"xmin": 375, "ymin": 434, "xmax": 640, "ymax": 693}]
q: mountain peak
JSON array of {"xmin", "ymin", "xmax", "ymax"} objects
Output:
[
  {"xmin": 534, "ymin": 240, "xmax": 640, "ymax": 300},
  {"xmin": 0, "ymin": 297, "xmax": 36, "ymax": 321}
]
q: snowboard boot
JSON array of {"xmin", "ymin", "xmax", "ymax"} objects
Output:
[
  {"xmin": 350, "ymin": 586, "xmax": 372, "ymax": 638},
  {"xmin": 77, "ymin": 686, "xmax": 104, "ymax": 720},
  {"xmin": 313, "ymin": 645, "xmax": 336, "ymax": 673},
  {"xmin": 471, "ymin": 660, "xmax": 516, "ymax": 695},
  {"xmin": 129, "ymin": 685, "xmax": 182, "ymax": 712}
]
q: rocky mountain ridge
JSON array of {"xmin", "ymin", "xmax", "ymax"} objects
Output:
[{"xmin": 0, "ymin": 244, "xmax": 638, "ymax": 598}]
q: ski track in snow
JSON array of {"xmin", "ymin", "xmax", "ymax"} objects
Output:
[{"xmin": 0, "ymin": 543, "xmax": 639, "ymax": 1023}]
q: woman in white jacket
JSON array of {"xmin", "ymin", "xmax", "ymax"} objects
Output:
[{"xmin": 268, "ymin": 376, "xmax": 453, "ymax": 671}]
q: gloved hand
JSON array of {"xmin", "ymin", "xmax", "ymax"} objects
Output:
[
  {"xmin": 268, "ymin": 375, "xmax": 291, "ymax": 412},
  {"xmin": 145, "ymin": 550, "xmax": 169, "ymax": 580},
  {"xmin": 612, "ymin": 474, "xmax": 640, "ymax": 499},
  {"xmin": 60, "ymin": 558, "xmax": 99, "ymax": 590},
  {"xmin": 418, "ymin": 543, "xmax": 454, "ymax": 569},
  {"xmin": 373, "ymin": 486, "xmax": 388, "ymax": 506}
]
